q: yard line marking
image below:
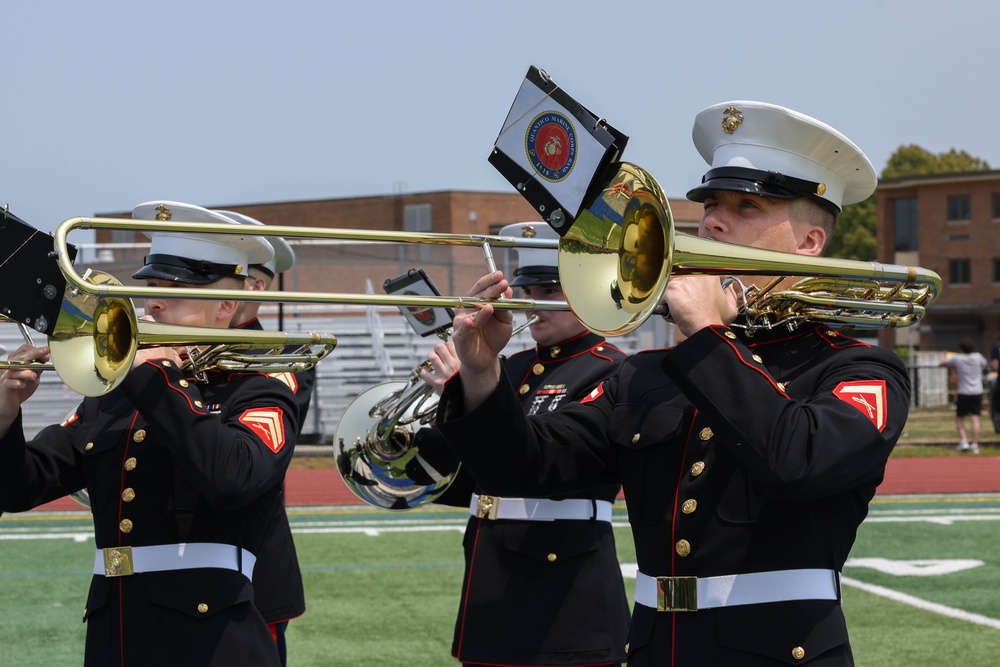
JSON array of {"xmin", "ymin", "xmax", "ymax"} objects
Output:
[
  {"xmin": 845, "ymin": 557, "xmax": 984, "ymax": 576},
  {"xmin": 0, "ymin": 532, "xmax": 92, "ymax": 541},
  {"xmin": 863, "ymin": 514, "xmax": 1000, "ymax": 525},
  {"xmin": 841, "ymin": 576, "xmax": 1000, "ymax": 630}
]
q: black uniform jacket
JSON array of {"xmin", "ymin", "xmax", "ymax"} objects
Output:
[
  {"xmin": 0, "ymin": 357, "xmax": 299, "ymax": 667},
  {"xmin": 237, "ymin": 316, "xmax": 313, "ymax": 624},
  {"xmin": 437, "ymin": 324, "xmax": 910, "ymax": 667},
  {"xmin": 434, "ymin": 331, "xmax": 631, "ymax": 666}
]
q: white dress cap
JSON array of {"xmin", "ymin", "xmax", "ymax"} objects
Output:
[
  {"xmin": 131, "ymin": 201, "xmax": 274, "ymax": 284},
  {"xmin": 498, "ymin": 222, "xmax": 560, "ymax": 287},
  {"xmin": 215, "ymin": 210, "xmax": 295, "ymax": 276},
  {"xmin": 686, "ymin": 101, "xmax": 877, "ymax": 213}
]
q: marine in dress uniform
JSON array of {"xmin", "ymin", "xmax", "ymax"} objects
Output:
[
  {"xmin": 436, "ymin": 103, "xmax": 910, "ymax": 666},
  {"xmin": 428, "ymin": 222, "xmax": 630, "ymax": 667},
  {"xmin": 0, "ymin": 201, "xmax": 299, "ymax": 667},
  {"xmin": 221, "ymin": 210, "xmax": 311, "ymax": 665}
]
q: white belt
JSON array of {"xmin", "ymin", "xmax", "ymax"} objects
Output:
[
  {"xmin": 470, "ymin": 493, "xmax": 613, "ymax": 522},
  {"xmin": 634, "ymin": 568, "xmax": 840, "ymax": 612},
  {"xmin": 93, "ymin": 543, "xmax": 257, "ymax": 580}
]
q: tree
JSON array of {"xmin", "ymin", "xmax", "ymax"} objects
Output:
[
  {"xmin": 826, "ymin": 145, "xmax": 991, "ymax": 261},
  {"xmin": 882, "ymin": 144, "xmax": 990, "ymax": 179},
  {"xmin": 827, "ymin": 195, "xmax": 875, "ymax": 260}
]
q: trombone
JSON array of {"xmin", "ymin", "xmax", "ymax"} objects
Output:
[
  {"xmin": 49, "ymin": 163, "xmax": 942, "ymax": 341},
  {"xmin": 5, "ymin": 221, "xmax": 569, "ymax": 397},
  {"xmin": 52, "ymin": 217, "xmax": 570, "ymax": 314},
  {"xmin": 0, "ymin": 269, "xmax": 337, "ymax": 397},
  {"xmin": 22, "ymin": 163, "xmax": 942, "ymax": 395}
]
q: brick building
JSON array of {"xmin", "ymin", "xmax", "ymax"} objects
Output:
[{"xmin": 876, "ymin": 170, "xmax": 1000, "ymax": 354}]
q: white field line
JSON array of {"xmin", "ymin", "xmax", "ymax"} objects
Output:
[
  {"xmin": 841, "ymin": 576, "xmax": 1000, "ymax": 630},
  {"xmin": 4, "ymin": 513, "xmax": 1000, "ymax": 629}
]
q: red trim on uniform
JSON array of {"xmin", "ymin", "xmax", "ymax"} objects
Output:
[
  {"xmin": 740, "ymin": 327, "xmax": 813, "ymax": 348},
  {"xmin": 580, "ymin": 382, "xmax": 605, "ymax": 404},
  {"xmin": 234, "ymin": 317, "xmax": 261, "ymax": 330},
  {"xmin": 146, "ymin": 360, "xmax": 205, "ymax": 412},
  {"xmin": 117, "ymin": 410, "xmax": 140, "ymax": 666},
  {"xmin": 708, "ymin": 326, "xmax": 787, "ymax": 397},
  {"xmin": 268, "ymin": 372, "xmax": 300, "ymax": 394},
  {"xmin": 589, "ymin": 342, "xmax": 624, "ymax": 363},
  {"xmin": 455, "ymin": 518, "xmax": 485, "ymax": 661},
  {"xmin": 671, "ymin": 412, "xmax": 699, "ymax": 665},
  {"xmin": 816, "ymin": 328, "xmax": 871, "ymax": 349},
  {"xmin": 534, "ymin": 347, "xmax": 595, "ymax": 368}
]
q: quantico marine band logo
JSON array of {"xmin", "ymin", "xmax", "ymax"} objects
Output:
[{"xmin": 524, "ymin": 111, "xmax": 577, "ymax": 182}]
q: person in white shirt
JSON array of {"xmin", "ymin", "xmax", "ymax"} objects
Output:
[{"xmin": 941, "ymin": 338, "xmax": 988, "ymax": 453}]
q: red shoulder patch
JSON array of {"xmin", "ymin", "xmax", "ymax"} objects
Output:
[
  {"xmin": 580, "ymin": 382, "xmax": 606, "ymax": 405},
  {"xmin": 238, "ymin": 407, "xmax": 287, "ymax": 453},
  {"xmin": 832, "ymin": 380, "xmax": 888, "ymax": 432},
  {"xmin": 60, "ymin": 409, "xmax": 80, "ymax": 427},
  {"xmin": 268, "ymin": 372, "xmax": 300, "ymax": 394}
]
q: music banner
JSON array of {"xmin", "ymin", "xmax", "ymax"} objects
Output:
[
  {"xmin": 0, "ymin": 209, "xmax": 77, "ymax": 335},
  {"xmin": 489, "ymin": 66, "xmax": 628, "ymax": 235}
]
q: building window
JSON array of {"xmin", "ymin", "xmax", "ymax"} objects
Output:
[
  {"xmin": 993, "ymin": 193, "xmax": 1000, "ymax": 219},
  {"xmin": 893, "ymin": 197, "xmax": 918, "ymax": 251},
  {"xmin": 404, "ymin": 204, "xmax": 432, "ymax": 232},
  {"xmin": 947, "ymin": 194, "xmax": 971, "ymax": 221},
  {"xmin": 949, "ymin": 258, "xmax": 971, "ymax": 284},
  {"xmin": 994, "ymin": 258, "xmax": 1000, "ymax": 283}
]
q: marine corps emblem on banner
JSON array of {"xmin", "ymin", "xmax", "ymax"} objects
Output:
[{"xmin": 526, "ymin": 111, "xmax": 577, "ymax": 182}]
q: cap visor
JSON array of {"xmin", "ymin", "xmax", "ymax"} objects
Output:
[
  {"xmin": 510, "ymin": 266, "xmax": 560, "ymax": 287},
  {"xmin": 686, "ymin": 177, "xmax": 801, "ymax": 203},
  {"xmin": 132, "ymin": 263, "xmax": 222, "ymax": 285}
]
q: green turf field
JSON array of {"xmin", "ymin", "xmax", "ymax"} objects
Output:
[{"xmin": 2, "ymin": 496, "xmax": 999, "ymax": 666}]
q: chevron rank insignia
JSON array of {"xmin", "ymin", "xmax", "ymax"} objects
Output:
[
  {"xmin": 238, "ymin": 407, "xmax": 287, "ymax": 453},
  {"xmin": 832, "ymin": 380, "xmax": 887, "ymax": 432}
]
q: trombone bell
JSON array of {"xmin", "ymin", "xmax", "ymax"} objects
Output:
[
  {"xmin": 558, "ymin": 163, "xmax": 672, "ymax": 336},
  {"xmin": 48, "ymin": 271, "xmax": 138, "ymax": 396}
]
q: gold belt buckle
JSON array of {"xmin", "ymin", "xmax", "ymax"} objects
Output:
[
  {"xmin": 656, "ymin": 576, "xmax": 698, "ymax": 612},
  {"xmin": 475, "ymin": 495, "xmax": 500, "ymax": 520},
  {"xmin": 103, "ymin": 546, "xmax": 135, "ymax": 577}
]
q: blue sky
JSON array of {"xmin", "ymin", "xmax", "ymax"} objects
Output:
[{"xmin": 4, "ymin": 1, "xmax": 998, "ymax": 238}]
